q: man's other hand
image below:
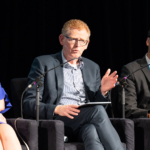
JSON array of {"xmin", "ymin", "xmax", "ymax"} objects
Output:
[
  {"xmin": 54, "ymin": 105, "xmax": 80, "ymax": 119},
  {"xmin": 101, "ymin": 69, "xmax": 118, "ymax": 96}
]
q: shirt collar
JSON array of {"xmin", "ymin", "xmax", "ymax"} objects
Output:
[
  {"xmin": 61, "ymin": 50, "xmax": 84, "ymax": 69},
  {"xmin": 145, "ymin": 53, "xmax": 150, "ymax": 65}
]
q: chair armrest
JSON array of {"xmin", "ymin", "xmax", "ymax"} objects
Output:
[
  {"xmin": 39, "ymin": 120, "xmax": 64, "ymax": 150},
  {"xmin": 7, "ymin": 118, "xmax": 38, "ymax": 150},
  {"xmin": 133, "ymin": 118, "xmax": 150, "ymax": 150},
  {"xmin": 110, "ymin": 118, "xmax": 134, "ymax": 150}
]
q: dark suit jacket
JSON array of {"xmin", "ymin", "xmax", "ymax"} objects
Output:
[
  {"xmin": 118, "ymin": 56, "xmax": 150, "ymax": 118},
  {"xmin": 23, "ymin": 52, "xmax": 108, "ymax": 119}
]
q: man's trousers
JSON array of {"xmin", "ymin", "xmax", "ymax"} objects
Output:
[{"xmin": 54, "ymin": 105, "xmax": 124, "ymax": 150}]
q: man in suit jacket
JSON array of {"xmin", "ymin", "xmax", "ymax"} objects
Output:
[
  {"xmin": 23, "ymin": 19, "xmax": 124, "ymax": 150},
  {"xmin": 118, "ymin": 30, "xmax": 150, "ymax": 118}
]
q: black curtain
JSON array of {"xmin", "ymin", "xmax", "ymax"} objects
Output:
[{"xmin": 1, "ymin": 0, "xmax": 150, "ymax": 117}]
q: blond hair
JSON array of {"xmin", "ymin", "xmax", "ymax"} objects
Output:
[{"xmin": 61, "ymin": 19, "xmax": 91, "ymax": 38}]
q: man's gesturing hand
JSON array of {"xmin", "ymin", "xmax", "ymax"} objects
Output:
[
  {"xmin": 101, "ymin": 69, "xmax": 118, "ymax": 96},
  {"xmin": 54, "ymin": 105, "xmax": 80, "ymax": 119}
]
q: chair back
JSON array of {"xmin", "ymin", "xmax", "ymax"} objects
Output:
[
  {"xmin": 110, "ymin": 86, "xmax": 122, "ymax": 118},
  {"xmin": 10, "ymin": 78, "xmax": 28, "ymax": 118}
]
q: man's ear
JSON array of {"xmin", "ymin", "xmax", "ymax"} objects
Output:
[
  {"xmin": 59, "ymin": 34, "xmax": 64, "ymax": 45},
  {"xmin": 84, "ymin": 40, "xmax": 90, "ymax": 50},
  {"xmin": 146, "ymin": 37, "xmax": 150, "ymax": 47}
]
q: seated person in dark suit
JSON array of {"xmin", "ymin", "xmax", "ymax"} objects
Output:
[
  {"xmin": 118, "ymin": 30, "xmax": 150, "ymax": 118},
  {"xmin": 23, "ymin": 19, "xmax": 124, "ymax": 150}
]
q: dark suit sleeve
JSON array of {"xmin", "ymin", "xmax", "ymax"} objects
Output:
[
  {"xmin": 118, "ymin": 65, "xmax": 148, "ymax": 118},
  {"xmin": 23, "ymin": 57, "xmax": 57, "ymax": 119}
]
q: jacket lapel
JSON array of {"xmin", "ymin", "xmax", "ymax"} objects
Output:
[
  {"xmin": 81, "ymin": 59, "xmax": 90, "ymax": 101},
  {"xmin": 53, "ymin": 52, "xmax": 64, "ymax": 103},
  {"xmin": 140, "ymin": 56, "xmax": 150, "ymax": 84}
]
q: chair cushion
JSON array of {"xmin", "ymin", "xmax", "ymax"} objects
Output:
[
  {"xmin": 21, "ymin": 145, "xmax": 27, "ymax": 150},
  {"xmin": 64, "ymin": 143, "xmax": 84, "ymax": 150},
  {"xmin": 64, "ymin": 142, "xmax": 126, "ymax": 150},
  {"xmin": 7, "ymin": 118, "xmax": 38, "ymax": 150},
  {"xmin": 133, "ymin": 118, "xmax": 150, "ymax": 150},
  {"xmin": 110, "ymin": 118, "xmax": 134, "ymax": 150}
]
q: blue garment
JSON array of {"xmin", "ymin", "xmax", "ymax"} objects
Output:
[{"xmin": 0, "ymin": 83, "xmax": 12, "ymax": 114}]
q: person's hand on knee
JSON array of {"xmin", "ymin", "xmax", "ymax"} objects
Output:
[{"xmin": 54, "ymin": 105, "xmax": 80, "ymax": 119}]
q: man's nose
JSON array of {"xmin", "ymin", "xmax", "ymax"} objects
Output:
[{"xmin": 74, "ymin": 40, "xmax": 80, "ymax": 47}]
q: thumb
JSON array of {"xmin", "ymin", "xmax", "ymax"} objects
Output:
[{"xmin": 104, "ymin": 69, "xmax": 111, "ymax": 77}]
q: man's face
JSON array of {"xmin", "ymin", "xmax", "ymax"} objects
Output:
[{"xmin": 59, "ymin": 28, "xmax": 89, "ymax": 61}]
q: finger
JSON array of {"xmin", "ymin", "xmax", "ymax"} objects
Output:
[
  {"xmin": 70, "ymin": 107, "xmax": 80, "ymax": 113},
  {"xmin": 109, "ymin": 71, "xmax": 117, "ymax": 77},
  {"xmin": 113, "ymin": 75, "xmax": 118, "ymax": 80},
  {"xmin": 112, "ymin": 75, "xmax": 118, "ymax": 84},
  {"xmin": 111, "ymin": 75, "xmax": 118, "ymax": 81},
  {"xmin": 68, "ymin": 110, "xmax": 79, "ymax": 116},
  {"xmin": 104, "ymin": 69, "xmax": 111, "ymax": 77},
  {"xmin": 66, "ymin": 113, "xmax": 74, "ymax": 119}
]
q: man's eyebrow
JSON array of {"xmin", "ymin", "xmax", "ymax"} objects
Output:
[
  {"xmin": 80, "ymin": 38, "xmax": 87, "ymax": 41},
  {"xmin": 72, "ymin": 37, "xmax": 87, "ymax": 41}
]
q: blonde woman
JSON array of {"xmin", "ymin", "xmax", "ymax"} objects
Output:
[{"xmin": 0, "ymin": 83, "xmax": 21, "ymax": 150}]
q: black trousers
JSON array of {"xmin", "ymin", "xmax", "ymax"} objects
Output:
[{"xmin": 54, "ymin": 105, "xmax": 124, "ymax": 150}]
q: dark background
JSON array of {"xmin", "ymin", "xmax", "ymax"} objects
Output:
[{"xmin": 1, "ymin": 0, "xmax": 150, "ymax": 117}]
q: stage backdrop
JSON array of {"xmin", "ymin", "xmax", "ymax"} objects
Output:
[{"xmin": 1, "ymin": 0, "xmax": 150, "ymax": 117}]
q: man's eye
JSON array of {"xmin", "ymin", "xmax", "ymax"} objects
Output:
[{"xmin": 80, "ymin": 40, "xmax": 85, "ymax": 43}]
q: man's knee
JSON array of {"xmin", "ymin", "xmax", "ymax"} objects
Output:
[
  {"xmin": 93, "ymin": 105, "xmax": 107, "ymax": 116},
  {"xmin": 91, "ymin": 105, "xmax": 110, "ymax": 123},
  {"xmin": 79, "ymin": 124, "xmax": 99, "ymax": 142}
]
